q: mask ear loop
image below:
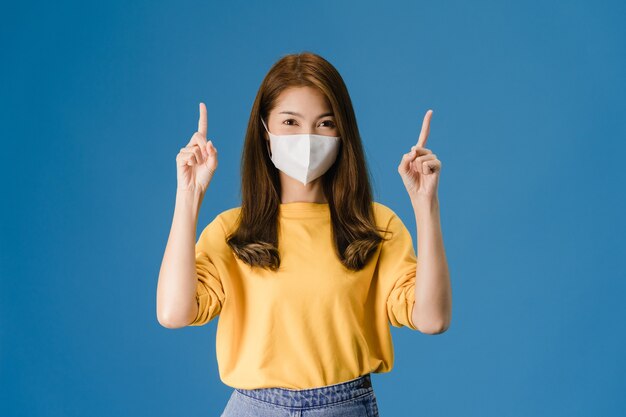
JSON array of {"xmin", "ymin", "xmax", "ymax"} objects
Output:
[{"xmin": 260, "ymin": 117, "xmax": 272, "ymax": 158}]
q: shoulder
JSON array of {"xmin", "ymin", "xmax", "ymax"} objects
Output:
[
  {"xmin": 372, "ymin": 201, "xmax": 411, "ymax": 237},
  {"xmin": 196, "ymin": 206, "xmax": 241, "ymax": 253},
  {"xmin": 200, "ymin": 206, "xmax": 241, "ymax": 238},
  {"xmin": 215, "ymin": 206, "xmax": 242, "ymax": 228},
  {"xmin": 372, "ymin": 201, "xmax": 394, "ymax": 216},
  {"xmin": 372, "ymin": 201, "xmax": 400, "ymax": 226}
]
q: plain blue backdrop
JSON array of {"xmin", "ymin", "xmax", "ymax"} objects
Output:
[{"xmin": 1, "ymin": 0, "xmax": 625, "ymax": 416}]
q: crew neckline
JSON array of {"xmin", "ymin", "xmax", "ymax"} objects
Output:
[{"xmin": 279, "ymin": 202, "xmax": 330, "ymax": 218}]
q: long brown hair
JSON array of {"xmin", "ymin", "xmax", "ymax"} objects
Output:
[{"xmin": 226, "ymin": 51, "xmax": 388, "ymax": 271}]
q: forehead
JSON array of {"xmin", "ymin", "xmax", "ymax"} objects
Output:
[{"xmin": 273, "ymin": 86, "xmax": 331, "ymax": 112}]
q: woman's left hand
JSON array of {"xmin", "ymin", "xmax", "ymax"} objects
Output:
[{"xmin": 398, "ymin": 109, "xmax": 441, "ymax": 201}]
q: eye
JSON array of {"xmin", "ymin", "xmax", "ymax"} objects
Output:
[
  {"xmin": 320, "ymin": 120, "xmax": 336, "ymax": 128},
  {"xmin": 283, "ymin": 119, "xmax": 298, "ymax": 126}
]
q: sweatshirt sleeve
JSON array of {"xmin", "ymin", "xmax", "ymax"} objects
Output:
[
  {"xmin": 187, "ymin": 215, "xmax": 227, "ymax": 327},
  {"xmin": 379, "ymin": 211, "xmax": 419, "ymax": 331}
]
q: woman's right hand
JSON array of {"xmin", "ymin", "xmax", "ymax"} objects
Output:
[{"xmin": 176, "ymin": 102, "xmax": 218, "ymax": 194}]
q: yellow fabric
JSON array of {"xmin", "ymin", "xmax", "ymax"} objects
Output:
[{"xmin": 189, "ymin": 201, "xmax": 418, "ymax": 389}]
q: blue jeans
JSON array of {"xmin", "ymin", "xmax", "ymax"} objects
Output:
[{"xmin": 220, "ymin": 373, "xmax": 380, "ymax": 416}]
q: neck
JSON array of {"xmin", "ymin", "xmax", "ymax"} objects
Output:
[{"xmin": 279, "ymin": 172, "xmax": 327, "ymax": 204}]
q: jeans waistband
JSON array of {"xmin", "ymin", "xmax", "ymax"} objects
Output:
[{"xmin": 235, "ymin": 373, "xmax": 373, "ymax": 407}]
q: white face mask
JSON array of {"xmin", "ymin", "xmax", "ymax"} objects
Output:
[{"xmin": 261, "ymin": 117, "xmax": 341, "ymax": 185}]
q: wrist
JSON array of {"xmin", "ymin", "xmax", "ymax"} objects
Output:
[
  {"xmin": 409, "ymin": 193, "xmax": 439, "ymax": 210},
  {"xmin": 176, "ymin": 188, "xmax": 205, "ymax": 212}
]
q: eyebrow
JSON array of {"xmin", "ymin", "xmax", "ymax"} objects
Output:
[{"xmin": 278, "ymin": 111, "xmax": 335, "ymax": 119}]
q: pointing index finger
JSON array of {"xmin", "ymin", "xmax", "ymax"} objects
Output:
[
  {"xmin": 198, "ymin": 102, "xmax": 207, "ymax": 137},
  {"xmin": 417, "ymin": 109, "xmax": 433, "ymax": 148}
]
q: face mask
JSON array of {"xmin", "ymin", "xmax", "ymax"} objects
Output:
[{"xmin": 261, "ymin": 117, "xmax": 341, "ymax": 185}]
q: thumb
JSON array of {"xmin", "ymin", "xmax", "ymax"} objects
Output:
[{"xmin": 399, "ymin": 149, "xmax": 416, "ymax": 175}]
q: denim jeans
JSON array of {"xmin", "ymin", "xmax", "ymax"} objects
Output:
[{"xmin": 220, "ymin": 373, "xmax": 380, "ymax": 416}]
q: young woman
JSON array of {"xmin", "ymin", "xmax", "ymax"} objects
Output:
[{"xmin": 157, "ymin": 52, "xmax": 451, "ymax": 417}]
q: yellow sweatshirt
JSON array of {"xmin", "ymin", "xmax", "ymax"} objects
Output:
[{"xmin": 188, "ymin": 201, "xmax": 418, "ymax": 389}]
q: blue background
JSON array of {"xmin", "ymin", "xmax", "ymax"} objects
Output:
[{"xmin": 2, "ymin": 0, "xmax": 625, "ymax": 416}]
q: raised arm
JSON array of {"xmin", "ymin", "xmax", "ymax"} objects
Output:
[
  {"xmin": 398, "ymin": 109, "xmax": 451, "ymax": 334},
  {"xmin": 156, "ymin": 103, "xmax": 218, "ymax": 328}
]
